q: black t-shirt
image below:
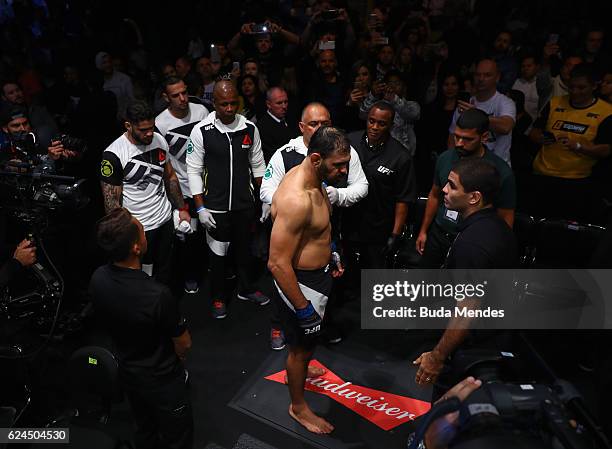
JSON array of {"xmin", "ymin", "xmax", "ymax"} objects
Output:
[
  {"xmin": 344, "ymin": 132, "xmax": 417, "ymax": 243},
  {"xmin": 445, "ymin": 208, "xmax": 518, "ymax": 269},
  {"xmin": 89, "ymin": 264, "xmax": 185, "ymax": 386}
]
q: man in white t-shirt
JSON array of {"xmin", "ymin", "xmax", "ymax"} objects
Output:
[
  {"xmin": 156, "ymin": 77, "xmax": 209, "ymax": 293},
  {"xmin": 100, "ymin": 100, "xmax": 191, "ymax": 286},
  {"xmin": 95, "ymin": 51, "xmax": 134, "ymax": 120},
  {"xmin": 512, "ymin": 54, "xmax": 540, "ymax": 122},
  {"xmin": 449, "ymin": 59, "xmax": 516, "ymax": 165},
  {"xmin": 196, "ymin": 56, "xmax": 216, "ymax": 110}
]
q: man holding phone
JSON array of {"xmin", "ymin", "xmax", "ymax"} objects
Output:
[
  {"xmin": 529, "ymin": 63, "xmax": 612, "ymax": 222},
  {"xmin": 448, "ymin": 59, "xmax": 516, "ymax": 165}
]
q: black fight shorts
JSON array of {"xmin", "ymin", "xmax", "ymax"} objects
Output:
[{"xmin": 272, "ymin": 265, "xmax": 333, "ymax": 347}]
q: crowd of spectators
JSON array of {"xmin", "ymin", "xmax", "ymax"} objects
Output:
[
  {"xmin": 2, "ymin": 0, "xmax": 612, "ymax": 444},
  {"xmin": 1, "ymin": 0, "xmax": 611, "ymax": 225}
]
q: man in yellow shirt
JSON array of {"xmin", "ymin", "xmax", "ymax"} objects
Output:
[{"xmin": 530, "ymin": 64, "xmax": 612, "ymax": 222}]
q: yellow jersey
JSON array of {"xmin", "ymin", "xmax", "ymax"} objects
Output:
[{"xmin": 533, "ymin": 96, "xmax": 612, "ymax": 179}]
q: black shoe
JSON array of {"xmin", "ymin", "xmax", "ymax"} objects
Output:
[{"xmin": 324, "ymin": 326, "xmax": 343, "ymax": 344}]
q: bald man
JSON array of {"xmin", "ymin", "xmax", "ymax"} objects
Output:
[
  {"xmin": 187, "ymin": 80, "xmax": 270, "ymax": 319},
  {"xmin": 256, "ymin": 87, "xmax": 299, "ymax": 162},
  {"xmin": 448, "ymin": 58, "xmax": 516, "ymax": 165},
  {"xmin": 260, "ymin": 102, "xmax": 368, "ymax": 209}
]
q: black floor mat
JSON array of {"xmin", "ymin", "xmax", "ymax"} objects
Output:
[{"xmin": 229, "ymin": 346, "xmax": 432, "ymax": 449}]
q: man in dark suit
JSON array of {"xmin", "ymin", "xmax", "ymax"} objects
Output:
[{"xmin": 256, "ymin": 87, "xmax": 299, "ymax": 162}]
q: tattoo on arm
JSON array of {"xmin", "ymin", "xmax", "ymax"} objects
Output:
[
  {"xmin": 101, "ymin": 182, "xmax": 123, "ymax": 214},
  {"xmin": 165, "ymin": 176, "xmax": 185, "ymax": 209},
  {"xmin": 163, "ymin": 161, "xmax": 185, "ymax": 209}
]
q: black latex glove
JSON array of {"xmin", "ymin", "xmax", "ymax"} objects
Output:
[{"xmin": 382, "ymin": 233, "xmax": 401, "ymax": 258}]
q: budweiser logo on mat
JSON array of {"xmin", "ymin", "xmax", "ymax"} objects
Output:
[{"xmin": 265, "ymin": 360, "xmax": 431, "ymax": 430}]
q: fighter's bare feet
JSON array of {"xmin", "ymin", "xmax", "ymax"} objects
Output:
[
  {"xmin": 306, "ymin": 366, "xmax": 327, "ymax": 378},
  {"xmin": 289, "ymin": 404, "xmax": 334, "ymax": 434},
  {"xmin": 284, "ymin": 365, "xmax": 326, "ymax": 384}
]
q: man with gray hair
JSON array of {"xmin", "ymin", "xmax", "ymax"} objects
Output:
[{"xmin": 256, "ymin": 87, "xmax": 299, "ymax": 162}]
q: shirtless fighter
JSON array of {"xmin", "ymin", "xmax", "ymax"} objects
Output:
[{"xmin": 268, "ymin": 126, "xmax": 350, "ymax": 434}]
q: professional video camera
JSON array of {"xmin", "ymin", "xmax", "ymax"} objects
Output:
[
  {"xmin": 53, "ymin": 133, "xmax": 88, "ymax": 154},
  {"xmin": 0, "ymin": 131, "xmax": 88, "ymax": 211},
  {"xmin": 0, "ymin": 131, "xmax": 88, "ymax": 332},
  {"xmin": 408, "ymin": 348, "xmax": 612, "ymax": 449}
]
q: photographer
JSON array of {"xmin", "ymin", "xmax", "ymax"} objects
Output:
[
  {"xmin": 1, "ymin": 105, "xmax": 80, "ymax": 169},
  {"xmin": 1, "ymin": 80, "xmax": 59, "ymax": 149}
]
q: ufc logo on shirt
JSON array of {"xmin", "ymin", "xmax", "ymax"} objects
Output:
[{"xmin": 377, "ymin": 166, "xmax": 394, "ymax": 175}]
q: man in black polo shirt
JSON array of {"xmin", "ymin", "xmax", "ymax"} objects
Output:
[
  {"xmin": 413, "ymin": 158, "xmax": 517, "ymax": 387},
  {"xmin": 345, "ymin": 101, "xmax": 416, "ymax": 268},
  {"xmin": 90, "ymin": 208, "xmax": 193, "ymax": 449},
  {"xmin": 443, "ymin": 158, "xmax": 518, "ymax": 268},
  {"xmin": 416, "ymin": 108, "xmax": 516, "ymax": 268}
]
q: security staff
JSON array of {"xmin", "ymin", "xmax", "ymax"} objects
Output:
[
  {"xmin": 416, "ymin": 108, "xmax": 516, "ymax": 268},
  {"xmin": 90, "ymin": 208, "xmax": 193, "ymax": 449},
  {"xmin": 345, "ymin": 101, "xmax": 417, "ymax": 268},
  {"xmin": 443, "ymin": 158, "xmax": 518, "ymax": 268},
  {"xmin": 413, "ymin": 158, "xmax": 517, "ymax": 389},
  {"xmin": 187, "ymin": 80, "xmax": 269, "ymax": 319}
]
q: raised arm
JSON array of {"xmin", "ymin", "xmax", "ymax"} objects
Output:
[{"xmin": 335, "ymin": 147, "xmax": 368, "ymax": 207}]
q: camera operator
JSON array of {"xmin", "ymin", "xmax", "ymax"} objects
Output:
[
  {"xmin": 1, "ymin": 105, "xmax": 80, "ymax": 169},
  {"xmin": 416, "ymin": 377, "xmax": 483, "ymax": 449},
  {"xmin": 1, "ymin": 80, "xmax": 59, "ymax": 149}
]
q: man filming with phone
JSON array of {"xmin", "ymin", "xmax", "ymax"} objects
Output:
[
  {"xmin": 448, "ymin": 59, "xmax": 516, "ymax": 165},
  {"xmin": 529, "ymin": 63, "xmax": 612, "ymax": 222},
  {"xmin": 228, "ymin": 19, "xmax": 299, "ymax": 87}
]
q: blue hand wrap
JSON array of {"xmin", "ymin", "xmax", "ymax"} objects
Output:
[{"xmin": 296, "ymin": 302, "xmax": 315, "ymax": 319}]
